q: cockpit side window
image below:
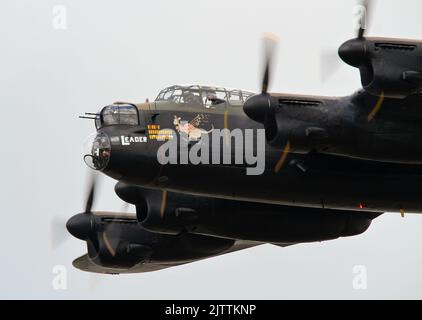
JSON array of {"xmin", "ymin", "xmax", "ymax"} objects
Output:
[
  {"xmin": 227, "ymin": 90, "xmax": 242, "ymax": 106},
  {"xmin": 154, "ymin": 86, "xmax": 256, "ymax": 108},
  {"xmin": 170, "ymin": 89, "xmax": 183, "ymax": 103},
  {"xmin": 156, "ymin": 90, "xmax": 165, "ymax": 100},
  {"xmin": 163, "ymin": 89, "xmax": 174, "ymax": 100},
  {"xmin": 241, "ymin": 91, "xmax": 254, "ymax": 102},
  {"xmin": 156, "ymin": 88, "xmax": 184, "ymax": 103},
  {"xmin": 215, "ymin": 90, "xmax": 227, "ymax": 102},
  {"xmin": 203, "ymin": 89, "xmax": 227, "ymax": 108},
  {"xmin": 97, "ymin": 104, "xmax": 139, "ymax": 129},
  {"xmin": 180, "ymin": 90, "xmax": 202, "ymax": 105}
]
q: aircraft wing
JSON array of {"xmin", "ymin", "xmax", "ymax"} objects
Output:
[
  {"xmin": 72, "ymin": 254, "xmax": 183, "ymax": 274},
  {"xmin": 72, "ymin": 240, "xmax": 266, "ymax": 275}
]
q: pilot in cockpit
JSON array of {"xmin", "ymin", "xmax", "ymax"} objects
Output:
[
  {"xmin": 183, "ymin": 91, "xmax": 202, "ymax": 105},
  {"xmin": 206, "ymin": 93, "xmax": 226, "ymax": 107}
]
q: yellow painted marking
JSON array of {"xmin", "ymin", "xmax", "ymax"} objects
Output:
[
  {"xmin": 223, "ymin": 111, "xmax": 229, "ymax": 146},
  {"xmin": 274, "ymin": 141, "xmax": 291, "ymax": 173},
  {"xmin": 367, "ymin": 91, "xmax": 385, "ymax": 122},
  {"xmin": 400, "ymin": 208, "xmax": 405, "ymax": 218},
  {"xmin": 102, "ymin": 231, "xmax": 116, "ymax": 257},
  {"xmin": 160, "ymin": 190, "xmax": 168, "ymax": 219}
]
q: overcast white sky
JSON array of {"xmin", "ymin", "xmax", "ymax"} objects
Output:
[{"xmin": 1, "ymin": 0, "xmax": 422, "ymax": 299}]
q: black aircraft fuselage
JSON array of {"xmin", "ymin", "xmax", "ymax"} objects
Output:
[{"xmin": 90, "ymin": 84, "xmax": 422, "ymax": 214}]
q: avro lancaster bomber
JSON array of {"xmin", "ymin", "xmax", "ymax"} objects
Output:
[{"xmin": 65, "ymin": 1, "xmax": 422, "ymax": 274}]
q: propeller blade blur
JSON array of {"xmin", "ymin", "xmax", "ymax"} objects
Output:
[
  {"xmin": 84, "ymin": 174, "xmax": 98, "ymax": 214},
  {"xmin": 50, "ymin": 216, "xmax": 69, "ymax": 250},
  {"xmin": 261, "ymin": 33, "xmax": 279, "ymax": 94},
  {"xmin": 356, "ymin": 0, "xmax": 373, "ymax": 38}
]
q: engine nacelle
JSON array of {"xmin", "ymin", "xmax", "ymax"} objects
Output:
[
  {"xmin": 67, "ymin": 211, "xmax": 234, "ymax": 271},
  {"xmin": 255, "ymin": 94, "xmax": 422, "ymax": 164},
  {"xmin": 339, "ymin": 37, "xmax": 422, "ymax": 99},
  {"xmin": 115, "ymin": 182, "xmax": 380, "ymax": 243}
]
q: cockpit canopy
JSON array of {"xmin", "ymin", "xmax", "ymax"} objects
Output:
[
  {"xmin": 95, "ymin": 103, "xmax": 139, "ymax": 129},
  {"xmin": 155, "ymin": 85, "xmax": 254, "ymax": 107}
]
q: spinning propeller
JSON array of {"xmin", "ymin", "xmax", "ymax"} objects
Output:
[
  {"xmin": 320, "ymin": 0, "xmax": 374, "ymax": 82},
  {"xmin": 243, "ymin": 33, "xmax": 279, "ymax": 137},
  {"xmin": 51, "ymin": 173, "xmax": 131, "ymax": 261},
  {"xmin": 356, "ymin": 0, "xmax": 372, "ymax": 39}
]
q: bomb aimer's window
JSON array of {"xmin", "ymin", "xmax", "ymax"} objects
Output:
[{"xmin": 97, "ymin": 103, "xmax": 139, "ymax": 129}]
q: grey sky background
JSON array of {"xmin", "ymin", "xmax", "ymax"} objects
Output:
[{"xmin": 1, "ymin": 0, "xmax": 422, "ymax": 299}]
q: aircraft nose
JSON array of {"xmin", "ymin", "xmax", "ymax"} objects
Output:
[
  {"xmin": 338, "ymin": 38, "xmax": 367, "ymax": 67},
  {"xmin": 66, "ymin": 213, "xmax": 95, "ymax": 240},
  {"xmin": 83, "ymin": 132, "xmax": 111, "ymax": 171}
]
